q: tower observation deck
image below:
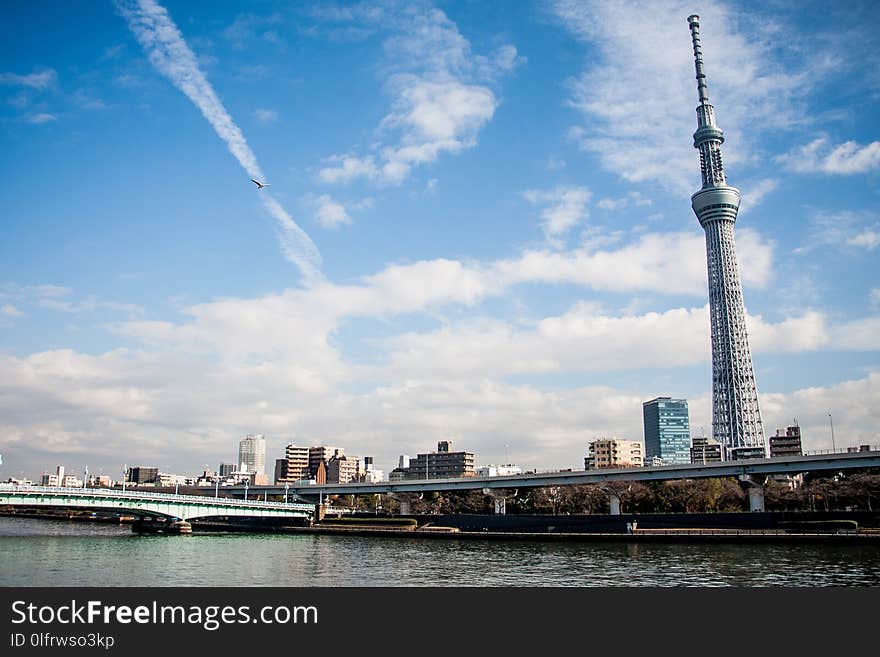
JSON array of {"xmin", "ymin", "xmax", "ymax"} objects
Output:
[{"xmin": 687, "ymin": 15, "xmax": 765, "ymax": 457}]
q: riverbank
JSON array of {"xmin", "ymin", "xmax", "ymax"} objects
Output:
[
  {"xmin": 270, "ymin": 523, "xmax": 880, "ymax": 544},
  {"xmin": 4, "ymin": 507, "xmax": 880, "ymax": 543}
]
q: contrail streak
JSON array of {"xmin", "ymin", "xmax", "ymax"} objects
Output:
[{"xmin": 116, "ymin": 0, "xmax": 322, "ymax": 283}]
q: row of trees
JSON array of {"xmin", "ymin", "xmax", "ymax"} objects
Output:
[{"xmin": 329, "ymin": 471, "xmax": 880, "ymax": 515}]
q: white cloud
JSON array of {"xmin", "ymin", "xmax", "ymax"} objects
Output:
[
  {"xmin": 316, "ymin": 5, "xmax": 519, "ymax": 186},
  {"xmin": 496, "ymin": 228, "xmax": 773, "ymax": 295},
  {"xmin": 71, "ymin": 88, "xmax": 109, "ymax": 111},
  {"xmin": 846, "ymin": 229, "xmax": 880, "ymax": 251},
  {"xmin": 795, "ymin": 210, "xmax": 880, "ymax": 254},
  {"xmin": 318, "ymin": 155, "xmax": 381, "ymax": 184},
  {"xmin": 222, "ymin": 12, "xmax": 283, "ymax": 50},
  {"xmin": 778, "ymin": 137, "xmax": 880, "ymax": 175},
  {"xmin": 116, "ymin": 0, "xmax": 322, "ymax": 283},
  {"xmin": 380, "ymin": 304, "xmax": 836, "ymax": 382},
  {"xmin": 0, "ymin": 69, "xmax": 57, "ymax": 89},
  {"xmin": 523, "ymin": 185, "xmax": 591, "ymax": 241},
  {"xmin": 596, "ymin": 191, "xmax": 652, "ymax": 211},
  {"xmin": 829, "ymin": 317, "xmax": 880, "ymax": 351},
  {"xmin": 739, "ymin": 178, "xmax": 778, "ymax": 212},
  {"xmin": 3, "ymin": 276, "xmax": 876, "ymax": 475},
  {"xmin": 253, "ymin": 108, "xmax": 278, "ymax": 123},
  {"xmin": 761, "ymin": 373, "xmax": 880, "ymax": 452},
  {"xmin": 746, "ymin": 310, "xmax": 829, "ymax": 353},
  {"xmin": 312, "ymin": 194, "xmax": 352, "ymax": 228},
  {"xmin": 0, "ymin": 284, "xmax": 73, "ymax": 302},
  {"xmin": 552, "ymin": 0, "xmax": 813, "ymax": 194},
  {"xmin": 1, "ymin": 304, "xmax": 23, "ymax": 318},
  {"xmin": 25, "ymin": 113, "xmax": 57, "ymax": 124}
]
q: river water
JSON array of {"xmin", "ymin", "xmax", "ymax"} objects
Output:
[{"xmin": 1, "ymin": 517, "xmax": 878, "ymax": 587}]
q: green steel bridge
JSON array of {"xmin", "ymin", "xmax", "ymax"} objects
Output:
[{"xmin": 0, "ymin": 484, "xmax": 315, "ymax": 522}]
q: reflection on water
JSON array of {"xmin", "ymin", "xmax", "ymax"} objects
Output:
[{"xmin": 1, "ymin": 517, "xmax": 878, "ymax": 587}]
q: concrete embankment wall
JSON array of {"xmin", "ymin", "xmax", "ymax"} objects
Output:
[{"xmin": 399, "ymin": 510, "xmax": 880, "ymax": 533}]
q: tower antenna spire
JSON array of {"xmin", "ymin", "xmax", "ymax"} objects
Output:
[{"xmin": 688, "ymin": 14, "xmax": 709, "ymax": 104}]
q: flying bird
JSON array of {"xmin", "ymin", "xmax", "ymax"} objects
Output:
[{"xmin": 251, "ymin": 179, "xmax": 270, "ymax": 190}]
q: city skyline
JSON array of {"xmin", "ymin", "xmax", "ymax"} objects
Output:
[{"xmin": 1, "ymin": 0, "xmax": 879, "ymax": 479}]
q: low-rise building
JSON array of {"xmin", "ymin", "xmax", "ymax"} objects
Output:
[
  {"xmin": 389, "ymin": 455, "xmax": 410, "ymax": 481},
  {"xmin": 769, "ymin": 424, "xmax": 803, "ymax": 458},
  {"xmin": 585, "ymin": 438, "xmax": 644, "ymax": 470},
  {"xmin": 361, "ymin": 456, "xmax": 385, "ymax": 483},
  {"xmin": 4, "ymin": 477, "xmax": 34, "ymax": 486},
  {"xmin": 128, "ymin": 466, "xmax": 159, "ymax": 485},
  {"xmin": 729, "ymin": 446, "xmax": 767, "ymax": 461},
  {"xmin": 285, "ymin": 444, "xmax": 311, "ymax": 481},
  {"xmin": 401, "ymin": 441, "xmax": 475, "ymax": 480},
  {"xmin": 275, "ymin": 444, "xmax": 311, "ymax": 484},
  {"xmin": 157, "ymin": 473, "xmax": 193, "ymax": 487},
  {"xmin": 690, "ymin": 436, "xmax": 725, "ymax": 464},
  {"xmin": 309, "ymin": 446, "xmax": 343, "ymax": 480},
  {"xmin": 40, "ymin": 466, "xmax": 82, "ymax": 487},
  {"xmin": 327, "ymin": 452, "xmax": 361, "ymax": 484},
  {"xmin": 273, "ymin": 458, "xmax": 288, "ymax": 485},
  {"xmin": 475, "ymin": 464, "xmax": 522, "ymax": 477}
]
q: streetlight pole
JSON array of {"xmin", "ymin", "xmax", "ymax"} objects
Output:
[
  {"xmin": 122, "ymin": 464, "xmax": 127, "ymax": 493},
  {"xmin": 829, "ymin": 413, "xmax": 836, "ymax": 452},
  {"xmin": 284, "ymin": 483, "xmax": 289, "ymax": 504},
  {"xmin": 215, "ymin": 476, "xmax": 219, "ymax": 499}
]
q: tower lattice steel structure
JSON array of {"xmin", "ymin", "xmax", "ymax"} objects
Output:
[{"xmin": 687, "ymin": 15, "xmax": 765, "ymax": 456}]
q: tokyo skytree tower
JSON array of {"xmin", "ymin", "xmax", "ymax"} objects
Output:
[{"xmin": 687, "ymin": 15, "xmax": 765, "ymax": 456}]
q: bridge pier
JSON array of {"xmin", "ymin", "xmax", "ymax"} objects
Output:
[
  {"xmin": 314, "ymin": 503, "xmax": 327, "ymax": 523},
  {"xmin": 739, "ymin": 474, "xmax": 767, "ymax": 512},
  {"xmin": 169, "ymin": 520, "xmax": 192, "ymax": 534},
  {"xmin": 132, "ymin": 517, "xmax": 191, "ymax": 535}
]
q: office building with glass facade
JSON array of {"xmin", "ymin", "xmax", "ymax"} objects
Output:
[{"xmin": 643, "ymin": 397, "xmax": 692, "ymax": 465}]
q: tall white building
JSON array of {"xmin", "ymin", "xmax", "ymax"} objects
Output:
[{"xmin": 238, "ymin": 434, "xmax": 266, "ymax": 475}]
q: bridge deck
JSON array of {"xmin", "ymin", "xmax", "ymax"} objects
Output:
[
  {"xmin": 0, "ymin": 485, "xmax": 317, "ymax": 521},
  {"xmin": 247, "ymin": 449, "xmax": 880, "ymax": 497}
]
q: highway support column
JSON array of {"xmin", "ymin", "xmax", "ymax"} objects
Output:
[
  {"xmin": 483, "ymin": 488, "xmax": 509, "ymax": 515},
  {"xmin": 598, "ymin": 486, "xmax": 622, "ymax": 515},
  {"xmin": 739, "ymin": 474, "xmax": 767, "ymax": 512}
]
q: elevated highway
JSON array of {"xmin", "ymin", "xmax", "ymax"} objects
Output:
[{"xmin": 238, "ymin": 450, "xmax": 880, "ymax": 498}]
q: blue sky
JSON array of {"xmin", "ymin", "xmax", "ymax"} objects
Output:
[{"xmin": 1, "ymin": 0, "xmax": 878, "ymax": 480}]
